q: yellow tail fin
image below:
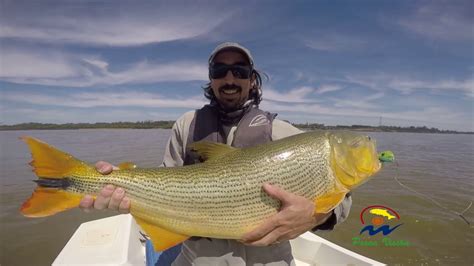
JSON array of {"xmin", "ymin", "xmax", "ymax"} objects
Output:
[
  {"xmin": 21, "ymin": 136, "xmax": 90, "ymax": 178},
  {"xmin": 21, "ymin": 187, "xmax": 83, "ymax": 217},
  {"xmin": 20, "ymin": 136, "xmax": 92, "ymax": 217}
]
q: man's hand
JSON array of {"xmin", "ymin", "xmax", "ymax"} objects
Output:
[
  {"xmin": 241, "ymin": 183, "xmax": 332, "ymax": 246},
  {"xmin": 79, "ymin": 161, "xmax": 131, "ymax": 213}
]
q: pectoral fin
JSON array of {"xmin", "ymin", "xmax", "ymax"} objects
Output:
[
  {"xmin": 134, "ymin": 217, "xmax": 189, "ymax": 251},
  {"xmin": 314, "ymin": 191, "xmax": 348, "ymax": 214}
]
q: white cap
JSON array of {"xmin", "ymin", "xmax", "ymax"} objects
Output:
[{"xmin": 208, "ymin": 42, "xmax": 254, "ymax": 66}]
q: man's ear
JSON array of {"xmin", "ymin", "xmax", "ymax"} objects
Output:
[{"xmin": 251, "ymin": 72, "xmax": 256, "ymax": 86}]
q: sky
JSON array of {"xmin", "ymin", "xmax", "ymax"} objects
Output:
[{"xmin": 0, "ymin": 0, "xmax": 473, "ymax": 131}]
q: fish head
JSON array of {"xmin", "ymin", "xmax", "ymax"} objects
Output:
[{"xmin": 328, "ymin": 131, "xmax": 381, "ymax": 189}]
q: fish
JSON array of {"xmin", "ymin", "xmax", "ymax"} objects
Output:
[
  {"xmin": 20, "ymin": 130, "xmax": 382, "ymax": 251},
  {"xmin": 369, "ymin": 208, "xmax": 396, "ymax": 220}
]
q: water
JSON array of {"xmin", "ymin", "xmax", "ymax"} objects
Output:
[{"xmin": 1, "ymin": 129, "xmax": 473, "ymax": 265}]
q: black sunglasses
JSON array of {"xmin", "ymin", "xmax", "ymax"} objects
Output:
[{"xmin": 209, "ymin": 63, "xmax": 252, "ymax": 79}]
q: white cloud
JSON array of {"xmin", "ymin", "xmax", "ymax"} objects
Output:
[
  {"xmin": 0, "ymin": 47, "xmax": 208, "ymax": 86},
  {"xmin": 315, "ymin": 84, "xmax": 343, "ymax": 94},
  {"xmin": 305, "ymin": 34, "xmax": 367, "ymax": 51},
  {"xmin": 264, "ymin": 86, "xmax": 318, "ymax": 103},
  {"xmin": 394, "ymin": 78, "xmax": 474, "ymax": 95},
  {"xmin": 2, "ymin": 89, "xmax": 471, "ymax": 131},
  {"xmin": 398, "ymin": 1, "xmax": 473, "ymax": 41},
  {"xmin": 329, "ymin": 92, "xmax": 384, "ymax": 109},
  {"xmin": 261, "ymin": 100, "xmax": 471, "ymax": 131},
  {"xmin": 0, "ymin": 49, "xmax": 78, "ymax": 79},
  {"xmin": 2, "ymin": 91, "xmax": 207, "ymax": 109},
  {"xmin": 0, "ymin": 3, "xmax": 234, "ymax": 46},
  {"xmin": 82, "ymin": 59, "xmax": 109, "ymax": 72},
  {"xmin": 346, "ymin": 73, "xmax": 474, "ymax": 96},
  {"xmin": 0, "ymin": 107, "xmax": 180, "ymax": 124}
]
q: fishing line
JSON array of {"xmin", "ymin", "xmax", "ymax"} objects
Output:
[
  {"xmin": 392, "ymin": 161, "xmax": 472, "ymax": 226},
  {"xmin": 378, "ymin": 151, "xmax": 472, "ymax": 225}
]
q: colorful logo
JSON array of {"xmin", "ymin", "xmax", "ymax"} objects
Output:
[
  {"xmin": 352, "ymin": 205, "xmax": 411, "ymax": 247},
  {"xmin": 359, "ymin": 205, "xmax": 403, "ymax": 236}
]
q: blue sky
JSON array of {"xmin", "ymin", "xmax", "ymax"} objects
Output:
[{"xmin": 0, "ymin": 0, "xmax": 472, "ymax": 131}]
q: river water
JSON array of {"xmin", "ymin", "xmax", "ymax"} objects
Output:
[{"xmin": 0, "ymin": 129, "xmax": 473, "ymax": 265}]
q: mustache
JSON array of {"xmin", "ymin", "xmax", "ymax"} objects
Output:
[{"xmin": 219, "ymin": 84, "xmax": 242, "ymax": 92}]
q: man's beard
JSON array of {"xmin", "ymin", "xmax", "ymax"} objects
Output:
[{"xmin": 217, "ymin": 84, "xmax": 246, "ymax": 112}]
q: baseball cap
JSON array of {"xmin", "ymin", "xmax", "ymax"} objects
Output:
[{"xmin": 208, "ymin": 42, "xmax": 254, "ymax": 67}]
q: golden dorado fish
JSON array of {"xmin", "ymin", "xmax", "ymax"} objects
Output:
[{"xmin": 20, "ymin": 131, "xmax": 382, "ymax": 251}]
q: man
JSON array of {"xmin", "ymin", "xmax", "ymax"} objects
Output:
[{"xmin": 80, "ymin": 42, "xmax": 352, "ymax": 265}]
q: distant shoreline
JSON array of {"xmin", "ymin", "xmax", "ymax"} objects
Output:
[
  {"xmin": 294, "ymin": 123, "xmax": 473, "ymax": 134},
  {"xmin": 1, "ymin": 121, "xmax": 472, "ymax": 134}
]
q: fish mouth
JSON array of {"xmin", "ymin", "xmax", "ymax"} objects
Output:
[{"xmin": 332, "ymin": 160, "xmax": 377, "ymax": 190}]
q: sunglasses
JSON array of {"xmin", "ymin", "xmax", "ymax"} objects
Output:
[{"xmin": 209, "ymin": 63, "xmax": 252, "ymax": 79}]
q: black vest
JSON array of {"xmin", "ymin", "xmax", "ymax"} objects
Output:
[{"xmin": 184, "ymin": 105, "xmax": 277, "ymax": 165}]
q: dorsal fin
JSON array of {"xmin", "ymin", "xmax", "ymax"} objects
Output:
[
  {"xmin": 188, "ymin": 141, "xmax": 237, "ymax": 161},
  {"xmin": 117, "ymin": 162, "xmax": 137, "ymax": 170}
]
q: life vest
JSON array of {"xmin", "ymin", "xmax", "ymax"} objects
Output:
[{"xmin": 184, "ymin": 104, "xmax": 277, "ymax": 165}]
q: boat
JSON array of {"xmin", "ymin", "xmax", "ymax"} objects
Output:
[{"xmin": 52, "ymin": 214, "xmax": 384, "ymax": 265}]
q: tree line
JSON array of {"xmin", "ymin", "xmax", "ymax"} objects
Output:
[
  {"xmin": 0, "ymin": 121, "xmax": 471, "ymax": 134},
  {"xmin": 0, "ymin": 121, "xmax": 174, "ymax": 130},
  {"xmin": 293, "ymin": 123, "xmax": 471, "ymax": 134}
]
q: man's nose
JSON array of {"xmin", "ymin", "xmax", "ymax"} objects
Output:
[{"xmin": 223, "ymin": 69, "xmax": 236, "ymax": 81}]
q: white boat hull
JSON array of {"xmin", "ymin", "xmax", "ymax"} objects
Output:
[{"xmin": 53, "ymin": 214, "xmax": 384, "ymax": 266}]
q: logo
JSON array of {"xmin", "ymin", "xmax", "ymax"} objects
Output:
[
  {"xmin": 360, "ymin": 205, "xmax": 402, "ymax": 236},
  {"xmin": 249, "ymin": 114, "xmax": 270, "ymax": 127},
  {"xmin": 352, "ymin": 205, "xmax": 411, "ymax": 247}
]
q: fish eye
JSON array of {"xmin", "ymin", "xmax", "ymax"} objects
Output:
[{"xmin": 367, "ymin": 136, "xmax": 371, "ymax": 141}]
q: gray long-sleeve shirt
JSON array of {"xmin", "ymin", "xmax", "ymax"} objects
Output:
[{"xmin": 160, "ymin": 110, "xmax": 352, "ymax": 265}]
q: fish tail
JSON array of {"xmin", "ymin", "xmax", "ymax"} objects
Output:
[{"xmin": 20, "ymin": 136, "xmax": 92, "ymax": 218}]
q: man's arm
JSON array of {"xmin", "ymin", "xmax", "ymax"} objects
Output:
[{"xmin": 161, "ymin": 111, "xmax": 195, "ymax": 167}]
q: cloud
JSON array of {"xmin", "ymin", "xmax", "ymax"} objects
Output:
[
  {"xmin": 82, "ymin": 59, "xmax": 109, "ymax": 72},
  {"xmin": 0, "ymin": 107, "xmax": 180, "ymax": 124},
  {"xmin": 305, "ymin": 34, "xmax": 367, "ymax": 51},
  {"xmin": 329, "ymin": 92, "xmax": 384, "ymax": 109},
  {"xmin": 315, "ymin": 84, "xmax": 343, "ymax": 94},
  {"xmin": 397, "ymin": 1, "xmax": 473, "ymax": 41},
  {"xmin": 264, "ymin": 85, "xmax": 343, "ymax": 105},
  {"xmin": 2, "ymin": 91, "xmax": 207, "ymax": 109},
  {"xmin": 264, "ymin": 86, "xmax": 319, "ymax": 103},
  {"xmin": 0, "ymin": 2, "xmax": 234, "ymax": 46},
  {"xmin": 0, "ymin": 49, "xmax": 78, "ymax": 79},
  {"xmin": 0, "ymin": 47, "xmax": 208, "ymax": 86},
  {"xmin": 2, "ymin": 88, "xmax": 470, "ymax": 131},
  {"xmin": 261, "ymin": 100, "xmax": 470, "ymax": 131},
  {"xmin": 345, "ymin": 73, "xmax": 474, "ymax": 96},
  {"xmin": 391, "ymin": 78, "xmax": 474, "ymax": 95}
]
